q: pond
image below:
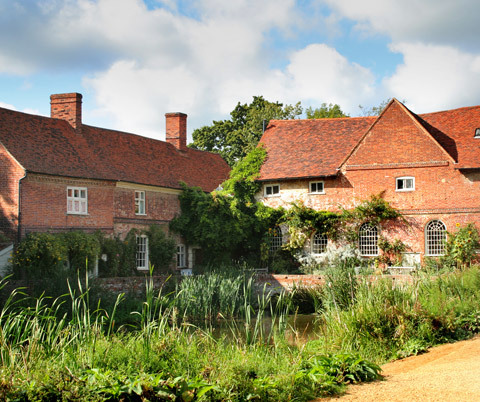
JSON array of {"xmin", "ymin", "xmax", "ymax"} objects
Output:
[{"xmin": 208, "ymin": 313, "xmax": 323, "ymax": 345}]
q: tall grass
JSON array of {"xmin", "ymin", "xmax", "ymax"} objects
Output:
[{"xmin": 2, "ymin": 266, "xmax": 480, "ymax": 400}]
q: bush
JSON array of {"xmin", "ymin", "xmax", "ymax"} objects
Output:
[
  {"xmin": 146, "ymin": 225, "xmax": 176, "ymax": 273},
  {"xmin": 11, "ymin": 232, "xmax": 68, "ymax": 278}
]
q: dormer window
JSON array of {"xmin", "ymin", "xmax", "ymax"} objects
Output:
[{"xmin": 475, "ymin": 128, "xmax": 480, "ymax": 138}]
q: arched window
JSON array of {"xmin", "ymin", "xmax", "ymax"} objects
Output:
[
  {"xmin": 269, "ymin": 226, "xmax": 283, "ymax": 253},
  {"xmin": 425, "ymin": 220, "xmax": 446, "ymax": 256},
  {"xmin": 311, "ymin": 232, "xmax": 328, "ymax": 254},
  {"xmin": 359, "ymin": 223, "xmax": 379, "ymax": 256}
]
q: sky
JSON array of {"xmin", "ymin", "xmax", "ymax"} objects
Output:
[{"xmin": 1, "ymin": 0, "xmax": 480, "ymax": 142}]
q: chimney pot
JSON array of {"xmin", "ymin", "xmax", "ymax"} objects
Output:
[
  {"xmin": 50, "ymin": 93, "xmax": 82, "ymax": 131},
  {"xmin": 165, "ymin": 112, "xmax": 187, "ymax": 151}
]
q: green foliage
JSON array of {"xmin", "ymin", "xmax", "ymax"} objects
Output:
[
  {"xmin": 96, "ymin": 234, "xmax": 133, "ymax": 277},
  {"xmin": 323, "ymin": 260, "xmax": 358, "ymax": 310},
  {"xmin": 63, "ymin": 231, "xmax": 101, "ymax": 272},
  {"xmin": 190, "ymin": 96, "xmax": 303, "ymax": 166},
  {"xmin": 283, "ymin": 202, "xmax": 340, "ymax": 251},
  {"xmin": 219, "ymin": 145, "xmax": 267, "ymax": 201},
  {"xmin": 145, "ymin": 225, "xmax": 177, "ymax": 273},
  {"xmin": 306, "ymin": 103, "xmax": 349, "ymax": 119},
  {"xmin": 377, "ymin": 236, "xmax": 408, "ymax": 267},
  {"xmin": 3, "ymin": 267, "xmax": 480, "ymax": 400},
  {"xmin": 339, "ymin": 193, "xmax": 403, "ymax": 243},
  {"xmin": 300, "ymin": 353, "xmax": 381, "ymax": 385},
  {"xmin": 170, "ymin": 183, "xmax": 281, "ymax": 266},
  {"xmin": 11, "ymin": 232, "xmax": 67, "ymax": 278},
  {"xmin": 443, "ymin": 223, "xmax": 480, "ymax": 270}
]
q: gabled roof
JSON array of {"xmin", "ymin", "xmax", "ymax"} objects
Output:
[
  {"xmin": 415, "ymin": 105, "xmax": 480, "ymax": 169},
  {"xmin": 0, "ymin": 107, "xmax": 230, "ymax": 192},
  {"xmin": 257, "ymin": 101, "xmax": 480, "ymax": 181},
  {"xmin": 257, "ymin": 117, "xmax": 376, "ymax": 181}
]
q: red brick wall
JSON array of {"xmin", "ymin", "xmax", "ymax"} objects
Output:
[
  {"xmin": 347, "ymin": 101, "xmax": 450, "ymax": 166},
  {"xmin": 20, "ymin": 174, "xmax": 115, "ymax": 236},
  {"xmin": 113, "ymin": 186, "xmax": 180, "ymax": 238},
  {"xmin": 0, "ymin": 143, "xmax": 25, "ymax": 241}
]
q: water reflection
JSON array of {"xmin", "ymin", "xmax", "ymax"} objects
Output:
[{"xmin": 207, "ymin": 314, "xmax": 322, "ymax": 345}]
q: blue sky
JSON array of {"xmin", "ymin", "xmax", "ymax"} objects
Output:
[{"xmin": 1, "ymin": 0, "xmax": 480, "ymax": 141}]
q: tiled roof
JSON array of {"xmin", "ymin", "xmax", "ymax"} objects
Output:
[
  {"xmin": 258, "ymin": 103, "xmax": 480, "ymax": 181},
  {"xmin": 416, "ymin": 106, "xmax": 480, "ymax": 169},
  {"xmin": 0, "ymin": 107, "xmax": 230, "ymax": 192},
  {"xmin": 257, "ymin": 117, "xmax": 376, "ymax": 181}
]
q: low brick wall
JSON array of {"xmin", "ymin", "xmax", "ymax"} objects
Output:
[
  {"xmin": 255, "ymin": 274, "xmax": 414, "ymax": 294},
  {"xmin": 1, "ymin": 273, "xmax": 416, "ymax": 300}
]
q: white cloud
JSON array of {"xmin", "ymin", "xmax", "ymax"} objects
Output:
[
  {"xmin": 384, "ymin": 43, "xmax": 480, "ymax": 112},
  {"xmin": 323, "ymin": 0, "xmax": 480, "ymax": 52},
  {"xmin": 282, "ymin": 44, "xmax": 376, "ymax": 113}
]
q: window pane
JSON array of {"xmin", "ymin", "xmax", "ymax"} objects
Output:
[
  {"xmin": 426, "ymin": 220, "xmax": 446, "ymax": 255},
  {"xmin": 359, "ymin": 223, "xmax": 378, "ymax": 256},
  {"xmin": 312, "ymin": 232, "xmax": 327, "ymax": 254}
]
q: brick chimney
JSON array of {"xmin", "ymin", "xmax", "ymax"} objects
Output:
[
  {"xmin": 50, "ymin": 93, "xmax": 82, "ymax": 131},
  {"xmin": 165, "ymin": 112, "xmax": 187, "ymax": 151}
]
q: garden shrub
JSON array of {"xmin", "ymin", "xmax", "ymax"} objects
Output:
[
  {"xmin": 145, "ymin": 224, "xmax": 176, "ymax": 273},
  {"xmin": 11, "ymin": 232, "xmax": 68, "ymax": 279}
]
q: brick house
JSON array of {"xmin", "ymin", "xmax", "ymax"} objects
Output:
[
  {"xmin": 0, "ymin": 93, "xmax": 230, "ymax": 273},
  {"xmin": 256, "ymin": 99, "xmax": 480, "ymax": 266}
]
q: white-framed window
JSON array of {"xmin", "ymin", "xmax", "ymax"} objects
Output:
[
  {"xmin": 136, "ymin": 235, "xmax": 149, "ymax": 270},
  {"xmin": 359, "ymin": 222, "xmax": 379, "ymax": 256},
  {"xmin": 67, "ymin": 187, "xmax": 88, "ymax": 215},
  {"xmin": 135, "ymin": 190, "xmax": 146, "ymax": 215},
  {"xmin": 475, "ymin": 128, "xmax": 480, "ymax": 138},
  {"xmin": 177, "ymin": 244, "xmax": 186, "ymax": 268},
  {"xmin": 264, "ymin": 184, "xmax": 280, "ymax": 197},
  {"xmin": 425, "ymin": 220, "xmax": 446, "ymax": 256},
  {"xmin": 269, "ymin": 226, "xmax": 283, "ymax": 253},
  {"xmin": 309, "ymin": 181, "xmax": 325, "ymax": 194},
  {"xmin": 311, "ymin": 232, "xmax": 328, "ymax": 254},
  {"xmin": 396, "ymin": 177, "xmax": 415, "ymax": 192}
]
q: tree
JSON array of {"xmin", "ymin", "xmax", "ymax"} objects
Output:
[
  {"xmin": 305, "ymin": 103, "xmax": 349, "ymax": 119},
  {"xmin": 358, "ymin": 98, "xmax": 400, "ymax": 116},
  {"xmin": 190, "ymin": 96, "xmax": 302, "ymax": 166}
]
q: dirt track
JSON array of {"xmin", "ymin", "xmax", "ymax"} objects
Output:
[{"xmin": 324, "ymin": 335, "xmax": 480, "ymax": 401}]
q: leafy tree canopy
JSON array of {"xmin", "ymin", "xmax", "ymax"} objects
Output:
[
  {"xmin": 305, "ymin": 103, "xmax": 349, "ymax": 119},
  {"xmin": 190, "ymin": 96, "xmax": 302, "ymax": 166}
]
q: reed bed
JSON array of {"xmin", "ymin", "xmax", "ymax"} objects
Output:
[{"xmin": 1, "ymin": 266, "xmax": 480, "ymax": 400}]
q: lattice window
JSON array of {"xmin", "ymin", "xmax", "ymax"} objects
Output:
[
  {"xmin": 269, "ymin": 227, "xmax": 283, "ymax": 253},
  {"xmin": 359, "ymin": 223, "xmax": 379, "ymax": 256},
  {"xmin": 425, "ymin": 220, "xmax": 446, "ymax": 256},
  {"xmin": 312, "ymin": 232, "xmax": 328, "ymax": 254},
  {"xmin": 136, "ymin": 235, "xmax": 149, "ymax": 270}
]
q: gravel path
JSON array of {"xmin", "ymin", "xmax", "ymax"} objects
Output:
[{"xmin": 323, "ymin": 335, "xmax": 480, "ymax": 401}]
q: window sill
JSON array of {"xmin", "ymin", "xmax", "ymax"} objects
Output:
[
  {"xmin": 135, "ymin": 213, "xmax": 147, "ymax": 216},
  {"xmin": 136, "ymin": 267, "xmax": 149, "ymax": 271},
  {"xmin": 67, "ymin": 212, "xmax": 89, "ymax": 216},
  {"xmin": 395, "ymin": 189, "xmax": 415, "ymax": 192},
  {"xmin": 308, "ymin": 192, "xmax": 325, "ymax": 195},
  {"xmin": 264, "ymin": 194, "xmax": 281, "ymax": 198}
]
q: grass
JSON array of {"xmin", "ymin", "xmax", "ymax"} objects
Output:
[{"xmin": 1, "ymin": 265, "xmax": 480, "ymax": 400}]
